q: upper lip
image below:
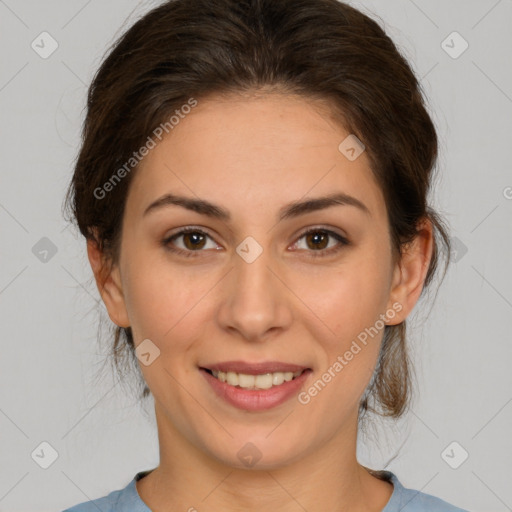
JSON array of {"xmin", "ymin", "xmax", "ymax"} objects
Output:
[{"xmin": 201, "ymin": 361, "xmax": 310, "ymax": 375}]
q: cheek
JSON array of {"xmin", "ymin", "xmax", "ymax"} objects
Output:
[
  {"xmin": 302, "ymin": 249, "xmax": 392, "ymax": 401},
  {"xmin": 301, "ymin": 265, "xmax": 389, "ymax": 418},
  {"xmin": 322, "ymin": 257, "xmax": 390, "ymax": 340},
  {"xmin": 122, "ymin": 251, "xmax": 215, "ymax": 348}
]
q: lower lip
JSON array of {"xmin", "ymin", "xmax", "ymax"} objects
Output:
[{"xmin": 200, "ymin": 368, "xmax": 312, "ymax": 411}]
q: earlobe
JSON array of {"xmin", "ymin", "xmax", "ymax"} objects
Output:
[
  {"xmin": 86, "ymin": 238, "xmax": 131, "ymax": 328},
  {"xmin": 386, "ymin": 220, "xmax": 434, "ymax": 326}
]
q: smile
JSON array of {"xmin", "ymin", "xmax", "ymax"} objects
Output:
[
  {"xmin": 200, "ymin": 364, "xmax": 312, "ymax": 411},
  {"xmin": 206, "ymin": 368, "xmax": 305, "ymax": 390}
]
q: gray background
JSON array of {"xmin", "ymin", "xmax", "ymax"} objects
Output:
[{"xmin": 1, "ymin": 1, "xmax": 511, "ymax": 511}]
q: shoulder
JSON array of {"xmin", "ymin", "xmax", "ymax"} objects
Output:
[
  {"xmin": 381, "ymin": 471, "xmax": 470, "ymax": 512},
  {"xmin": 61, "ymin": 490, "xmax": 119, "ymax": 512},
  {"xmin": 61, "ymin": 486, "xmax": 124, "ymax": 512},
  {"xmin": 61, "ymin": 473, "xmax": 149, "ymax": 512}
]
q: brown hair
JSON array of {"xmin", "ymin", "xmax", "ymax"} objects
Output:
[{"xmin": 63, "ymin": 0, "xmax": 451, "ymax": 422}]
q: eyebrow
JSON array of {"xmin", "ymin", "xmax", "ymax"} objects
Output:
[{"xmin": 143, "ymin": 191, "xmax": 371, "ymax": 221}]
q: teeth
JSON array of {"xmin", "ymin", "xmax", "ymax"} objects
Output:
[{"xmin": 211, "ymin": 369, "xmax": 304, "ymax": 390}]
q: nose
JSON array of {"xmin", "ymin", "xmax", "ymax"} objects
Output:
[{"xmin": 216, "ymin": 240, "xmax": 293, "ymax": 343}]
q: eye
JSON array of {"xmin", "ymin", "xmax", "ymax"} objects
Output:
[
  {"xmin": 162, "ymin": 227, "xmax": 218, "ymax": 257},
  {"xmin": 291, "ymin": 227, "xmax": 350, "ymax": 258},
  {"xmin": 162, "ymin": 226, "xmax": 350, "ymax": 259}
]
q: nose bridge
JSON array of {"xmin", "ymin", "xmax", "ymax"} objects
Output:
[
  {"xmin": 218, "ymin": 233, "xmax": 290, "ymax": 340},
  {"xmin": 233, "ymin": 234, "xmax": 277, "ymax": 305}
]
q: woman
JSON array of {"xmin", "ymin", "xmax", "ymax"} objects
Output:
[{"xmin": 62, "ymin": 0, "xmax": 469, "ymax": 510}]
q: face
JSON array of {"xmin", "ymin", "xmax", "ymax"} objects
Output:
[{"xmin": 91, "ymin": 92, "xmax": 431, "ymax": 470}]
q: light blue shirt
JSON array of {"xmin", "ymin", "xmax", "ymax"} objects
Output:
[{"xmin": 62, "ymin": 469, "xmax": 469, "ymax": 511}]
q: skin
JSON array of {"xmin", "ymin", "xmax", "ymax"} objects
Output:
[{"xmin": 88, "ymin": 91, "xmax": 433, "ymax": 512}]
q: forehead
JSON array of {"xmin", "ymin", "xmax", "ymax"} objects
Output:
[{"xmin": 127, "ymin": 93, "xmax": 385, "ymax": 221}]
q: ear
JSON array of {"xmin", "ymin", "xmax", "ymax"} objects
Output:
[
  {"xmin": 87, "ymin": 237, "xmax": 130, "ymax": 328},
  {"xmin": 386, "ymin": 218, "xmax": 434, "ymax": 325}
]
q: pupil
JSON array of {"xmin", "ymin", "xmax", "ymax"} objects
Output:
[
  {"xmin": 308, "ymin": 232, "xmax": 327, "ymax": 249},
  {"xmin": 185, "ymin": 232, "xmax": 204, "ymax": 249}
]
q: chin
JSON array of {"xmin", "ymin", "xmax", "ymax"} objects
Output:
[{"xmin": 203, "ymin": 432, "xmax": 310, "ymax": 471}]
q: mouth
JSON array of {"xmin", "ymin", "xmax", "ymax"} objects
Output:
[
  {"xmin": 200, "ymin": 363, "xmax": 312, "ymax": 411},
  {"xmin": 201, "ymin": 367, "xmax": 308, "ymax": 390}
]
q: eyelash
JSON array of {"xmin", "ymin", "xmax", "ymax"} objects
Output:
[{"xmin": 162, "ymin": 226, "xmax": 350, "ymax": 259}]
